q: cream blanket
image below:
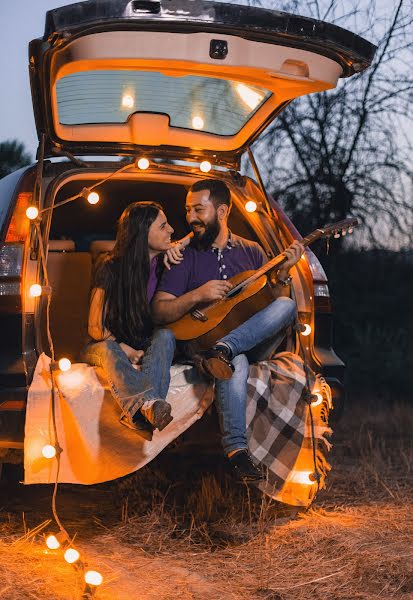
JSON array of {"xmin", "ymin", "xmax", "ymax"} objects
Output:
[{"xmin": 24, "ymin": 353, "xmax": 212, "ymax": 485}]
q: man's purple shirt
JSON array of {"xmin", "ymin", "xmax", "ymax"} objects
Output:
[{"xmin": 157, "ymin": 233, "xmax": 267, "ymax": 297}]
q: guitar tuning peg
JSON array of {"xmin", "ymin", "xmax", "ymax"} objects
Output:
[
  {"xmin": 341, "ymin": 229, "xmax": 347, "ymax": 236},
  {"xmin": 348, "ymin": 227, "xmax": 353, "ymax": 234},
  {"xmin": 334, "ymin": 232, "xmax": 340, "ymax": 239}
]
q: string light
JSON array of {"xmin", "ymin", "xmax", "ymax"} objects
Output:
[
  {"xmin": 84, "ymin": 571, "xmax": 103, "ymax": 586},
  {"xmin": 42, "ymin": 444, "xmax": 57, "ymax": 459},
  {"xmin": 301, "ymin": 324, "xmax": 312, "ymax": 336},
  {"xmin": 87, "ymin": 192, "xmax": 100, "ymax": 205},
  {"xmin": 121, "ymin": 94, "xmax": 134, "ymax": 109},
  {"xmin": 46, "ymin": 534, "xmax": 60, "ymax": 550},
  {"xmin": 311, "ymin": 392, "xmax": 323, "ymax": 407},
  {"xmin": 245, "ymin": 201, "xmax": 257, "ymax": 213},
  {"xmin": 200, "ymin": 161, "xmax": 212, "ymax": 173},
  {"xmin": 58, "ymin": 358, "xmax": 72, "ymax": 372},
  {"xmin": 137, "ymin": 157, "xmax": 149, "ymax": 170},
  {"xmin": 64, "ymin": 548, "xmax": 80, "ymax": 564},
  {"xmin": 26, "ymin": 206, "xmax": 39, "ymax": 220},
  {"xmin": 289, "ymin": 470, "xmax": 316, "ymax": 485},
  {"xmin": 29, "ymin": 284, "xmax": 42, "ymax": 297}
]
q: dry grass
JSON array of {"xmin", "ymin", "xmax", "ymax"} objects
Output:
[{"xmin": 0, "ymin": 399, "xmax": 412, "ymax": 600}]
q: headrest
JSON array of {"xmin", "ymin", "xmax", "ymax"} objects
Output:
[
  {"xmin": 89, "ymin": 240, "xmax": 115, "ymax": 261},
  {"xmin": 48, "ymin": 240, "xmax": 75, "ymax": 252}
]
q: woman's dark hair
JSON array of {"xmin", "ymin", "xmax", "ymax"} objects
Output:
[{"xmin": 100, "ymin": 201, "xmax": 163, "ymax": 347}]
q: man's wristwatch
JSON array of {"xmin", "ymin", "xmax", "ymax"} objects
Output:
[{"xmin": 277, "ymin": 274, "xmax": 292, "ymax": 287}]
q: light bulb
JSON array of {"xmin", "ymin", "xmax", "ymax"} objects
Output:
[
  {"xmin": 192, "ymin": 115, "xmax": 204, "ymax": 129},
  {"xmin": 137, "ymin": 158, "xmax": 149, "ymax": 170},
  {"xmin": 64, "ymin": 548, "xmax": 80, "ymax": 564},
  {"xmin": 289, "ymin": 470, "xmax": 315, "ymax": 485},
  {"xmin": 29, "ymin": 284, "xmax": 42, "ymax": 297},
  {"xmin": 84, "ymin": 571, "xmax": 103, "ymax": 586},
  {"xmin": 200, "ymin": 161, "xmax": 211, "ymax": 173},
  {"xmin": 58, "ymin": 358, "xmax": 71, "ymax": 372},
  {"xmin": 26, "ymin": 206, "xmax": 39, "ymax": 220},
  {"xmin": 311, "ymin": 392, "xmax": 323, "ymax": 407},
  {"xmin": 87, "ymin": 192, "xmax": 100, "ymax": 205},
  {"xmin": 42, "ymin": 444, "xmax": 57, "ymax": 459},
  {"xmin": 301, "ymin": 324, "xmax": 312, "ymax": 336},
  {"xmin": 46, "ymin": 535, "xmax": 60, "ymax": 550},
  {"xmin": 245, "ymin": 201, "xmax": 257, "ymax": 213}
]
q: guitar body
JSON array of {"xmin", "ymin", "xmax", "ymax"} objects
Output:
[{"xmin": 167, "ymin": 270, "xmax": 275, "ymax": 353}]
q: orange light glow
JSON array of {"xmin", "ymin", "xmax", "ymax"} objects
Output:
[
  {"xmin": 137, "ymin": 158, "xmax": 149, "ymax": 170},
  {"xmin": 289, "ymin": 470, "xmax": 316, "ymax": 485},
  {"xmin": 46, "ymin": 535, "xmax": 60, "ymax": 550},
  {"xmin": 87, "ymin": 192, "xmax": 100, "ymax": 205},
  {"xmin": 58, "ymin": 358, "xmax": 72, "ymax": 372},
  {"xmin": 311, "ymin": 392, "xmax": 323, "ymax": 407},
  {"xmin": 42, "ymin": 444, "xmax": 57, "ymax": 459},
  {"xmin": 200, "ymin": 161, "xmax": 211, "ymax": 173},
  {"xmin": 26, "ymin": 206, "xmax": 39, "ymax": 220},
  {"xmin": 301, "ymin": 324, "xmax": 312, "ymax": 336},
  {"xmin": 29, "ymin": 284, "xmax": 42, "ymax": 298},
  {"xmin": 85, "ymin": 571, "xmax": 103, "ymax": 586},
  {"xmin": 64, "ymin": 548, "xmax": 80, "ymax": 564},
  {"xmin": 192, "ymin": 116, "xmax": 204, "ymax": 129},
  {"xmin": 245, "ymin": 201, "xmax": 257, "ymax": 213}
]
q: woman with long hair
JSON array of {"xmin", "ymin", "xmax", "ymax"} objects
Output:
[{"xmin": 84, "ymin": 201, "xmax": 178, "ymax": 441}]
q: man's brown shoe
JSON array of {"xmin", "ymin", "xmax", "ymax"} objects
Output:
[
  {"xmin": 140, "ymin": 400, "xmax": 173, "ymax": 431},
  {"xmin": 193, "ymin": 346, "xmax": 234, "ymax": 380}
]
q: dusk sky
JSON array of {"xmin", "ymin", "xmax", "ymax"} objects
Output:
[{"xmin": 0, "ymin": 0, "xmax": 408, "ymax": 161}]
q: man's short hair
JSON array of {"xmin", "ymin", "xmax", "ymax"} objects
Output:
[{"xmin": 190, "ymin": 179, "xmax": 232, "ymax": 209}]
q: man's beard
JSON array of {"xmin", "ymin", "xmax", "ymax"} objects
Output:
[{"xmin": 190, "ymin": 216, "xmax": 221, "ymax": 251}]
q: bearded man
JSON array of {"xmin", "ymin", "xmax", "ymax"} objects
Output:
[{"xmin": 152, "ymin": 179, "xmax": 304, "ymax": 481}]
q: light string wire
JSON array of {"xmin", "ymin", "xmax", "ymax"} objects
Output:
[{"xmin": 29, "ymin": 158, "xmax": 137, "ymax": 595}]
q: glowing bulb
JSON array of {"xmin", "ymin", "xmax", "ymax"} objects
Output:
[
  {"xmin": 121, "ymin": 94, "xmax": 134, "ymax": 109},
  {"xmin": 64, "ymin": 548, "xmax": 80, "ymax": 564},
  {"xmin": 26, "ymin": 206, "xmax": 39, "ymax": 220},
  {"xmin": 46, "ymin": 535, "xmax": 60, "ymax": 550},
  {"xmin": 300, "ymin": 253, "xmax": 306, "ymax": 260},
  {"xmin": 301, "ymin": 324, "xmax": 312, "ymax": 336},
  {"xmin": 192, "ymin": 115, "xmax": 204, "ymax": 129},
  {"xmin": 85, "ymin": 571, "xmax": 103, "ymax": 586},
  {"xmin": 58, "ymin": 358, "xmax": 71, "ymax": 372},
  {"xmin": 235, "ymin": 83, "xmax": 263, "ymax": 110},
  {"xmin": 200, "ymin": 161, "xmax": 211, "ymax": 173},
  {"xmin": 245, "ymin": 201, "xmax": 257, "ymax": 213},
  {"xmin": 137, "ymin": 158, "xmax": 149, "ymax": 170},
  {"xmin": 87, "ymin": 192, "xmax": 100, "ymax": 205},
  {"xmin": 311, "ymin": 392, "xmax": 323, "ymax": 407},
  {"xmin": 289, "ymin": 470, "xmax": 315, "ymax": 485},
  {"xmin": 29, "ymin": 284, "xmax": 42, "ymax": 297},
  {"xmin": 42, "ymin": 444, "xmax": 57, "ymax": 459}
]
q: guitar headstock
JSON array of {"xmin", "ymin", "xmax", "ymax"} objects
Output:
[{"xmin": 318, "ymin": 218, "xmax": 359, "ymax": 239}]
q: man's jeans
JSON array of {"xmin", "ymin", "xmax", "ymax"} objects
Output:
[
  {"xmin": 215, "ymin": 297, "xmax": 296, "ymax": 454},
  {"xmin": 82, "ymin": 329, "xmax": 176, "ymax": 425}
]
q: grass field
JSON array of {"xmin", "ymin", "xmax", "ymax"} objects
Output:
[{"xmin": 0, "ymin": 397, "xmax": 412, "ymax": 599}]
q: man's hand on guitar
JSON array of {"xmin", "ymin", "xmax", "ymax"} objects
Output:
[
  {"xmin": 278, "ymin": 240, "xmax": 305, "ymax": 279},
  {"xmin": 197, "ymin": 280, "xmax": 233, "ymax": 303}
]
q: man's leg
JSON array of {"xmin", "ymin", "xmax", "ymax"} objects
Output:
[{"xmin": 218, "ymin": 297, "xmax": 296, "ymax": 358}]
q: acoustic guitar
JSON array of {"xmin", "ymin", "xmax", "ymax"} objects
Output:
[{"xmin": 167, "ymin": 218, "xmax": 358, "ymax": 352}]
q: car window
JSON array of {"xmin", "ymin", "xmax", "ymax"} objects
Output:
[{"xmin": 56, "ymin": 70, "xmax": 271, "ymax": 136}]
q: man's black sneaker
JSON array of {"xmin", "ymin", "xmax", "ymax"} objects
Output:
[
  {"xmin": 140, "ymin": 399, "xmax": 173, "ymax": 431},
  {"xmin": 228, "ymin": 450, "xmax": 264, "ymax": 482},
  {"xmin": 194, "ymin": 345, "xmax": 234, "ymax": 380}
]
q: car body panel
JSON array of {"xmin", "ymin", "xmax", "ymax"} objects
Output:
[{"xmin": 29, "ymin": 0, "xmax": 376, "ymax": 163}]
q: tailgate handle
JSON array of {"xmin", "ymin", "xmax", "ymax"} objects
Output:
[{"xmin": 132, "ymin": 0, "xmax": 161, "ymax": 14}]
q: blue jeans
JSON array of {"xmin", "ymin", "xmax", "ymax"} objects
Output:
[
  {"xmin": 215, "ymin": 297, "xmax": 296, "ymax": 454},
  {"xmin": 82, "ymin": 328, "xmax": 176, "ymax": 425}
]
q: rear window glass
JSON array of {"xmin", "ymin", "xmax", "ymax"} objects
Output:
[{"xmin": 56, "ymin": 70, "xmax": 271, "ymax": 136}]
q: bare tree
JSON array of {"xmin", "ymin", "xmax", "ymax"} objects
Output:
[
  {"xmin": 246, "ymin": 0, "xmax": 413, "ymax": 249},
  {"xmin": 0, "ymin": 139, "xmax": 32, "ymax": 179}
]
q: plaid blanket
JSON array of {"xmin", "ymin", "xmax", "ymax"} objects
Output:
[{"xmin": 247, "ymin": 352, "xmax": 332, "ymax": 507}]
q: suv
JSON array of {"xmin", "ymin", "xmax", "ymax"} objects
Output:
[{"xmin": 0, "ymin": 0, "xmax": 375, "ymax": 464}]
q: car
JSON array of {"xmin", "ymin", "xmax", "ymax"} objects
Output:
[{"xmin": 0, "ymin": 0, "xmax": 375, "ymax": 480}]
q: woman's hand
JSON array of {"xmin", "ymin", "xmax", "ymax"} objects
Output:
[
  {"xmin": 119, "ymin": 343, "xmax": 145, "ymax": 371},
  {"xmin": 163, "ymin": 232, "xmax": 193, "ymax": 270}
]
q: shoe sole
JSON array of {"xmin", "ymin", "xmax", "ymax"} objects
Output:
[
  {"xmin": 149, "ymin": 402, "xmax": 173, "ymax": 431},
  {"xmin": 119, "ymin": 416, "xmax": 153, "ymax": 441},
  {"xmin": 202, "ymin": 357, "xmax": 234, "ymax": 380}
]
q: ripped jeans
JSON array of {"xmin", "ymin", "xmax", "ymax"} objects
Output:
[{"xmin": 82, "ymin": 328, "xmax": 176, "ymax": 425}]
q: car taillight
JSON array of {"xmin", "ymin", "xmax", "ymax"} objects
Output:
[
  {"xmin": 0, "ymin": 244, "xmax": 23, "ymax": 297},
  {"xmin": 314, "ymin": 283, "xmax": 330, "ymax": 297},
  {"xmin": 5, "ymin": 192, "xmax": 32, "ymax": 243}
]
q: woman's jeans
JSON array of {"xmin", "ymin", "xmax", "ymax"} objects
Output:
[
  {"xmin": 82, "ymin": 328, "xmax": 176, "ymax": 425},
  {"xmin": 215, "ymin": 297, "xmax": 296, "ymax": 454}
]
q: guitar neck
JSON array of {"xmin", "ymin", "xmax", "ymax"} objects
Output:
[{"xmin": 228, "ymin": 229, "xmax": 323, "ymax": 296}]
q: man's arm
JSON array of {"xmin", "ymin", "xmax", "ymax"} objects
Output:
[
  {"xmin": 152, "ymin": 280, "xmax": 233, "ymax": 325},
  {"xmin": 272, "ymin": 240, "xmax": 305, "ymax": 298}
]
